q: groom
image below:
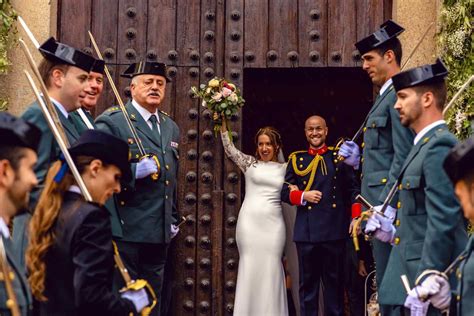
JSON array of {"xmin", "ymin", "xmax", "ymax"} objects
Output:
[{"xmin": 281, "ymin": 115, "xmax": 359, "ymax": 316}]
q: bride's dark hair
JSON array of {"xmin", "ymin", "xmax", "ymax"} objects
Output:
[{"xmin": 254, "ymin": 126, "xmax": 282, "ymax": 161}]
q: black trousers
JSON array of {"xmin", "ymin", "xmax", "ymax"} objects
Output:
[
  {"xmin": 114, "ymin": 241, "xmax": 168, "ymax": 316},
  {"xmin": 296, "ymin": 239, "xmax": 345, "ymax": 316}
]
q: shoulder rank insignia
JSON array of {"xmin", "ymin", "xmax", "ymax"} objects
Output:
[
  {"xmin": 159, "ymin": 110, "xmax": 171, "ymax": 117},
  {"xmin": 105, "ymin": 106, "xmax": 120, "ymax": 114}
]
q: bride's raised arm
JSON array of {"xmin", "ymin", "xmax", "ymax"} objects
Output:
[{"xmin": 220, "ymin": 117, "xmax": 256, "ymax": 173}]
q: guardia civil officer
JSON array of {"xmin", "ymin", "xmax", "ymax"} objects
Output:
[
  {"xmin": 69, "ymin": 59, "xmax": 105, "ymax": 134},
  {"xmin": 281, "ymin": 115, "xmax": 359, "ymax": 316},
  {"xmin": 0, "ymin": 112, "xmax": 41, "ymax": 315},
  {"xmin": 13, "ymin": 37, "xmax": 96, "ymax": 271},
  {"xmin": 366, "ymin": 60, "xmax": 468, "ymax": 315},
  {"xmin": 338, "ymin": 20, "xmax": 415, "ymax": 316},
  {"xmin": 409, "ymin": 137, "xmax": 474, "ymax": 315},
  {"xmin": 95, "ymin": 61, "xmax": 180, "ymax": 315},
  {"xmin": 26, "ymin": 130, "xmax": 150, "ymax": 315}
]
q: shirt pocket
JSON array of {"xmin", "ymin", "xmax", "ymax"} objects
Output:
[{"xmin": 365, "ymin": 116, "xmax": 388, "ymax": 149}]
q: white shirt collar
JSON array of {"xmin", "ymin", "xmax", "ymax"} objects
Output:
[
  {"xmin": 68, "ymin": 185, "xmax": 82, "ymax": 194},
  {"xmin": 0, "ymin": 218, "xmax": 10, "ymax": 239},
  {"xmin": 131, "ymin": 99, "xmax": 160, "ymax": 125},
  {"xmin": 50, "ymin": 97, "xmax": 69, "ymax": 118},
  {"xmin": 414, "ymin": 120, "xmax": 446, "ymax": 145},
  {"xmin": 379, "ymin": 78, "xmax": 393, "ymax": 96}
]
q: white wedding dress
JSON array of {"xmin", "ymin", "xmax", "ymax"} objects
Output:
[{"xmin": 221, "ymin": 131, "xmax": 289, "ymax": 316}]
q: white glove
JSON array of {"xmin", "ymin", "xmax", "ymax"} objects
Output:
[
  {"xmin": 338, "ymin": 141, "xmax": 360, "ymax": 169},
  {"xmin": 404, "ymin": 292, "xmax": 430, "ymax": 316},
  {"xmin": 364, "ymin": 205, "xmax": 396, "ymax": 243},
  {"xmin": 171, "ymin": 224, "xmax": 179, "ymax": 239},
  {"xmin": 427, "ymin": 275, "xmax": 451, "ymax": 311},
  {"xmin": 121, "ymin": 288, "xmax": 149, "ymax": 312},
  {"xmin": 136, "ymin": 157, "xmax": 158, "ymax": 179}
]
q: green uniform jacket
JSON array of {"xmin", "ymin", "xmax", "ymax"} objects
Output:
[
  {"xmin": 69, "ymin": 108, "xmax": 95, "ymax": 135},
  {"xmin": 361, "ymin": 83, "xmax": 415, "ymax": 292},
  {"xmin": 95, "ymin": 101, "xmax": 179, "ymax": 244},
  {"xmin": 454, "ymin": 236, "xmax": 474, "ymax": 316},
  {"xmin": 378, "ymin": 124, "xmax": 468, "ymax": 311},
  {"xmin": 13, "ymin": 101, "xmax": 81, "ymax": 273},
  {"xmin": 0, "ymin": 236, "xmax": 32, "ymax": 316},
  {"xmin": 21, "ymin": 101, "xmax": 81, "ymax": 205}
]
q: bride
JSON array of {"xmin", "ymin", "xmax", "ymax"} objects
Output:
[{"xmin": 220, "ymin": 118, "xmax": 291, "ymax": 316}]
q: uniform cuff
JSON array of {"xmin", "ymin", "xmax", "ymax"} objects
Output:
[{"xmin": 290, "ymin": 190, "xmax": 304, "ymax": 206}]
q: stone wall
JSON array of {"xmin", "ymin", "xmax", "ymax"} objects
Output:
[{"xmin": 0, "ymin": 0, "xmax": 57, "ymax": 116}]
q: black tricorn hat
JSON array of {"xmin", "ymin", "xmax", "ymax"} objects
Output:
[
  {"xmin": 120, "ymin": 61, "xmax": 170, "ymax": 82},
  {"xmin": 392, "ymin": 59, "xmax": 448, "ymax": 92},
  {"xmin": 39, "ymin": 37, "xmax": 95, "ymax": 72},
  {"xmin": 0, "ymin": 112, "xmax": 41, "ymax": 152},
  {"xmin": 355, "ymin": 20, "xmax": 405, "ymax": 55},
  {"xmin": 69, "ymin": 130, "xmax": 132, "ymax": 182},
  {"xmin": 91, "ymin": 59, "xmax": 105, "ymax": 74},
  {"xmin": 443, "ymin": 136, "xmax": 474, "ymax": 184}
]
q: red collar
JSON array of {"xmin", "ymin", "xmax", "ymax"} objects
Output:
[{"xmin": 308, "ymin": 145, "xmax": 328, "ymax": 156}]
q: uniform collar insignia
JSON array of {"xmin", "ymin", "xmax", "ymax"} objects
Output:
[{"xmin": 308, "ymin": 145, "xmax": 328, "ymax": 156}]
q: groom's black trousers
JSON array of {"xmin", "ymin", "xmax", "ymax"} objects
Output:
[{"xmin": 296, "ymin": 239, "xmax": 346, "ymax": 316}]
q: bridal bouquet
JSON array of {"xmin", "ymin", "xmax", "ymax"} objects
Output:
[{"xmin": 191, "ymin": 77, "xmax": 245, "ymax": 139}]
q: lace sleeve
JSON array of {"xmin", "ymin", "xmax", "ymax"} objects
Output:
[{"xmin": 221, "ymin": 131, "xmax": 256, "ymax": 172}]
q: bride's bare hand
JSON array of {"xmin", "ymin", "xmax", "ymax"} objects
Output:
[{"xmin": 288, "ymin": 184, "xmax": 299, "ymax": 192}]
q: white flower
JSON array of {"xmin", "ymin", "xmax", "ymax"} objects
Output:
[
  {"xmin": 228, "ymin": 93, "xmax": 238, "ymax": 103},
  {"xmin": 212, "ymin": 92, "xmax": 222, "ymax": 101}
]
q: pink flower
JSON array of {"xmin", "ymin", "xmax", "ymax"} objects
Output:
[{"xmin": 222, "ymin": 87, "xmax": 232, "ymax": 97}]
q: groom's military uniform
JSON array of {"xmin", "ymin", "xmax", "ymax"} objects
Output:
[{"xmin": 281, "ymin": 145, "xmax": 359, "ymax": 316}]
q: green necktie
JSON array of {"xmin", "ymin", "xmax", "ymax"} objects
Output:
[{"xmin": 149, "ymin": 114, "xmax": 159, "ymax": 134}]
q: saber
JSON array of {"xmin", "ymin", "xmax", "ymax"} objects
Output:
[
  {"xmin": 87, "ymin": 31, "xmax": 145, "ymax": 155},
  {"xmin": 88, "ymin": 31, "xmax": 160, "ymax": 181},
  {"xmin": 400, "ymin": 22, "xmax": 434, "ymax": 70},
  {"xmin": 23, "ymin": 68, "xmax": 93, "ymax": 202},
  {"xmin": 18, "ymin": 16, "xmax": 40, "ymax": 48},
  {"xmin": 77, "ymin": 108, "xmax": 95, "ymax": 130},
  {"xmin": 442, "ymin": 75, "xmax": 474, "ymax": 116}
]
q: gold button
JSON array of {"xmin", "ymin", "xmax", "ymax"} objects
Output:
[
  {"xmin": 361, "ymin": 157, "xmax": 364, "ymax": 163},
  {"xmin": 395, "ymin": 219, "xmax": 400, "ymax": 227},
  {"xmin": 363, "ymin": 127, "xmax": 367, "ymax": 132},
  {"xmin": 299, "ymin": 164, "xmax": 303, "ymax": 168},
  {"xmin": 303, "ymin": 181, "xmax": 307, "ymax": 185},
  {"xmin": 457, "ymin": 295, "xmax": 461, "ymax": 301},
  {"xmin": 135, "ymin": 154, "xmax": 139, "ymax": 158},
  {"xmin": 308, "ymin": 206, "xmax": 312, "ymax": 210},
  {"xmin": 120, "ymin": 201, "xmax": 125, "ymax": 206},
  {"xmin": 299, "ymin": 157, "xmax": 303, "ymax": 161},
  {"xmin": 397, "ymin": 201, "xmax": 401, "ymax": 209},
  {"xmin": 124, "ymin": 187, "xmax": 127, "ymax": 191},
  {"xmin": 423, "ymin": 137, "xmax": 429, "ymax": 143},
  {"xmin": 394, "ymin": 237, "xmax": 400, "ymax": 245},
  {"xmin": 332, "ymin": 195, "xmax": 336, "ymax": 199},
  {"xmin": 165, "ymin": 195, "xmax": 169, "ymax": 199},
  {"xmin": 165, "ymin": 180, "xmax": 169, "ymax": 186},
  {"xmin": 333, "ymin": 159, "xmax": 338, "ymax": 163},
  {"xmin": 381, "ymin": 178, "xmax": 387, "ymax": 184},
  {"xmin": 333, "ymin": 176, "xmax": 337, "ymax": 180},
  {"xmin": 333, "ymin": 186, "xmax": 336, "ymax": 189},
  {"xmin": 361, "ymin": 142, "xmax": 365, "ymax": 148},
  {"xmin": 406, "ymin": 182, "xmax": 410, "ymax": 188},
  {"xmin": 372, "ymin": 123, "xmax": 376, "ymax": 128},
  {"xmin": 166, "ymin": 164, "xmax": 170, "ymax": 170},
  {"xmin": 398, "ymin": 184, "xmax": 403, "ymax": 190},
  {"xmin": 335, "ymin": 168, "xmax": 338, "ymax": 171},
  {"xmin": 332, "ymin": 203, "xmax": 337, "ymax": 208}
]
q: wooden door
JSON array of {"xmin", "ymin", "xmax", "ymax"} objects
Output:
[{"xmin": 57, "ymin": 1, "xmax": 392, "ymax": 314}]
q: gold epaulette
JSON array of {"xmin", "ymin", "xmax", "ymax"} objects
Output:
[
  {"xmin": 159, "ymin": 110, "xmax": 171, "ymax": 117},
  {"xmin": 104, "ymin": 106, "xmax": 121, "ymax": 115},
  {"xmin": 288, "ymin": 150, "xmax": 306, "ymax": 160}
]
